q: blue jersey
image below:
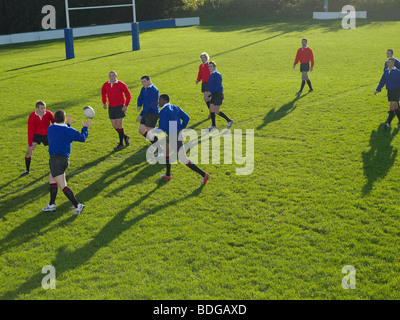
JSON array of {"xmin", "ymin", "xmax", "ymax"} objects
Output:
[
  {"xmin": 208, "ymin": 70, "xmax": 223, "ymax": 94},
  {"xmin": 137, "ymin": 85, "xmax": 159, "ymax": 116},
  {"xmin": 48, "ymin": 123, "xmax": 88, "ymax": 157},
  {"xmin": 376, "ymin": 67, "xmax": 400, "ymax": 92},
  {"xmin": 158, "ymin": 103, "xmax": 190, "ymax": 136}
]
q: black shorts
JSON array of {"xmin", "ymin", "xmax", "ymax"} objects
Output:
[
  {"xmin": 49, "ymin": 154, "xmax": 69, "ymax": 177},
  {"xmin": 387, "ymin": 88, "xmax": 400, "ymax": 102},
  {"xmin": 140, "ymin": 113, "xmax": 159, "ymax": 128},
  {"xmin": 300, "ymin": 62, "xmax": 310, "ymax": 72},
  {"xmin": 33, "ymin": 134, "xmax": 48, "ymax": 146},
  {"xmin": 210, "ymin": 91, "xmax": 224, "ymax": 106},
  {"xmin": 108, "ymin": 105, "xmax": 126, "ymax": 120},
  {"xmin": 201, "ymin": 82, "xmax": 209, "ymax": 93}
]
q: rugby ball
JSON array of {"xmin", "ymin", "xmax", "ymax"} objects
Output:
[{"xmin": 83, "ymin": 106, "xmax": 95, "ymax": 119}]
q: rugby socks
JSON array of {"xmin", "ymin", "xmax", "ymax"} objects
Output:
[
  {"xmin": 62, "ymin": 186, "xmax": 79, "ymax": 208},
  {"xmin": 166, "ymin": 156, "xmax": 171, "ymax": 176},
  {"xmin": 49, "ymin": 183, "xmax": 58, "ymax": 205},
  {"xmin": 218, "ymin": 111, "xmax": 231, "ymax": 122},
  {"xmin": 25, "ymin": 157, "xmax": 31, "ymax": 172},
  {"xmin": 307, "ymin": 80, "xmax": 313, "ymax": 90},
  {"xmin": 387, "ymin": 110, "xmax": 395, "ymax": 125},
  {"xmin": 116, "ymin": 128, "xmax": 125, "ymax": 145},
  {"xmin": 186, "ymin": 161, "xmax": 206, "ymax": 177},
  {"xmin": 300, "ymin": 81, "xmax": 306, "ymax": 92},
  {"xmin": 211, "ymin": 113, "xmax": 216, "ymax": 126},
  {"xmin": 395, "ymin": 108, "xmax": 400, "ymax": 122},
  {"xmin": 142, "ymin": 131, "xmax": 159, "ymax": 144}
]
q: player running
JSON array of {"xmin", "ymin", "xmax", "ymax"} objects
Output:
[{"xmin": 157, "ymin": 94, "xmax": 210, "ymax": 185}]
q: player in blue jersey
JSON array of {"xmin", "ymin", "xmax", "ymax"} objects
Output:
[
  {"xmin": 207, "ymin": 61, "xmax": 234, "ymax": 131},
  {"xmin": 156, "ymin": 94, "xmax": 210, "ymax": 185},
  {"xmin": 375, "ymin": 57, "xmax": 400, "ymax": 130},
  {"xmin": 42, "ymin": 110, "xmax": 91, "ymax": 215},
  {"xmin": 384, "ymin": 49, "xmax": 400, "ymax": 71},
  {"xmin": 137, "ymin": 75, "xmax": 160, "ymax": 153}
]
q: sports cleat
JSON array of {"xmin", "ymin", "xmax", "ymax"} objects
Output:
[
  {"xmin": 124, "ymin": 135, "xmax": 130, "ymax": 147},
  {"xmin": 296, "ymin": 91, "xmax": 302, "ymax": 95},
  {"xmin": 201, "ymin": 173, "xmax": 210, "ymax": 185},
  {"xmin": 159, "ymin": 174, "xmax": 171, "ymax": 181},
  {"xmin": 383, "ymin": 123, "xmax": 390, "ymax": 130},
  {"xmin": 227, "ymin": 119, "xmax": 234, "ymax": 129},
  {"xmin": 74, "ymin": 203, "xmax": 85, "ymax": 215},
  {"xmin": 208, "ymin": 125, "xmax": 218, "ymax": 132},
  {"xmin": 114, "ymin": 144, "xmax": 124, "ymax": 151},
  {"xmin": 20, "ymin": 170, "xmax": 30, "ymax": 177},
  {"xmin": 42, "ymin": 203, "xmax": 56, "ymax": 212},
  {"xmin": 308, "ymin": 89, "xmax": 314, "ymax": 93}
]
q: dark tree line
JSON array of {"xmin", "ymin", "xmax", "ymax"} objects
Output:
[{"xmin": 0, "ymin": 0, "xmax": 187, "ymax": 35}]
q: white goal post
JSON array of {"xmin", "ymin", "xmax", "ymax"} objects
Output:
[{"xmin": 64, "ymin": 0, "xmax": 139, "ymax": 59}]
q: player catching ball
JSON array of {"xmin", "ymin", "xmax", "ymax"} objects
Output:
[
  {"xmin": 42, "ymin": 110, "xmax": 91, "ymax": 215},
  {"xmin": 375, "ymin": 57, "xmax": 400, "ymax": 130}
]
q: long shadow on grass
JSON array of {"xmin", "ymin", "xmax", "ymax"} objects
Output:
[
  {"xmin": 257, "ymin": 94, "xmax": 306, "ymax": 130},
  {"xmin": 1, "ymin": 182, "xmax": 206, "ymax": 299},
  {"xmin": 361, "ymin": 125, "xmax": 399, "ymax": 195},
  {"xmin": 0, "ymin": 151, "xmax": 115, "ymax": 254}
]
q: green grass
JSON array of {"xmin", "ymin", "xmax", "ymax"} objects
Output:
[{"xmin": 1, "ymin": 18, "xmax": 400, "ymax": 300}]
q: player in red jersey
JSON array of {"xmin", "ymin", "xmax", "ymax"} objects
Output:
[
  {"xmin": 293, "ymin": 38, "xmax": 314, "ymax": 95},
  {"xmin": 195, "ymin": 52, "xmax": 211, "ymax": 118},
  {"xmin": 102, "ymin": 71, "xmax": 132, "ymax": 151},
  {"xmin": 20, "ymin": 100, "xmax": 55, "ymax": 177}
]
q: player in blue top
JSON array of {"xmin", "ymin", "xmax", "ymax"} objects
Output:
[
  {"xmin": 384, "ymin": 49, "xmax": 400, "ymax": 71},
  {"xmin": 206, "ymin": 61, "xmax": 234, "ymax": 131},
  {"xmin": 375, "ymin": 57, "xmax": 400, "ymax": 130},
  {"xmin": 42, "ymin": 110, "xmax": 91, "ymax": 215},
  {"xmin": 137, "ymin": 75, "xmax": 160, "ymax": 153},
  {"xmin": 157, "ymin": 94, "xmax": 210, "ymax": 185}
]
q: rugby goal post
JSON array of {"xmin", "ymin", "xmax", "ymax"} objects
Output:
[{"xmin": 64, "ymin": 0, "xmax": 139, "ymax": 60}]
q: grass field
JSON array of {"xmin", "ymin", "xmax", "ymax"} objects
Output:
[{"xmin": 1, "ymin": 18, "xmax": 400, "ymax": 300}]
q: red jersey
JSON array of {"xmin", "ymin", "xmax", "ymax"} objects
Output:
[
  {"xmin": 197, "ymin": 62, "xmax": 210, "ymax": 83},
  {"xmin": 101, "ymin": 80, "xmax": 132, "ymax": 107},
  {"xmin": 27, "ymin": 110, "xmax": 55, "ymax": 146},
  {"xmin": 294, "ymin": 47, "xmax": 314, "ymax": 67}
]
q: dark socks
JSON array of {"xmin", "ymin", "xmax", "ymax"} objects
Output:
[
  {"xmin": 143, "ymin": 131, "xmax": 159, "ymax": 144},
  {"xmin": 395, "ymin": 109, "xmax": 400, "ymax": 122},
  {"xmin": 217, "ymin": 111, "xmax": 230, "ymax": 122},
  {"xmin": 25, "ymin": 157, "xmax": 31, "ymax": 172},
  {"xmin": 186, "ymin": 161, "xmax": 206, "ymax": 177},
  {"xmin": 307, "ymin": 80, "xmax": 313, "ymax": 90},
  {"xmin": 62, "ymin": 186, "xmax": 79, "ymax": 208},
  {"xmin": 206, "ymin": 101, "xmax": 210, "ymax": 109},
  {"xmin": 387, "ymin": 110, "xmax": 395, "ymax": 125},
  {"xmin": 211, "ymin": 113, "xmax": 216, "ymax": 126},
  {"xmin": 166, "ymin": 156, "xmax": 171, "ymax": 176},
  {"xmin": 49, "ymin": 183, "xmax": 58, "ymax": 205},
  {"xmin": 116, "ymin": 128, "xmax": 125, "ymax": 145},
  {"xmin": 300, "ymin": 80, "xmax": 306, "ymax": 91}
]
